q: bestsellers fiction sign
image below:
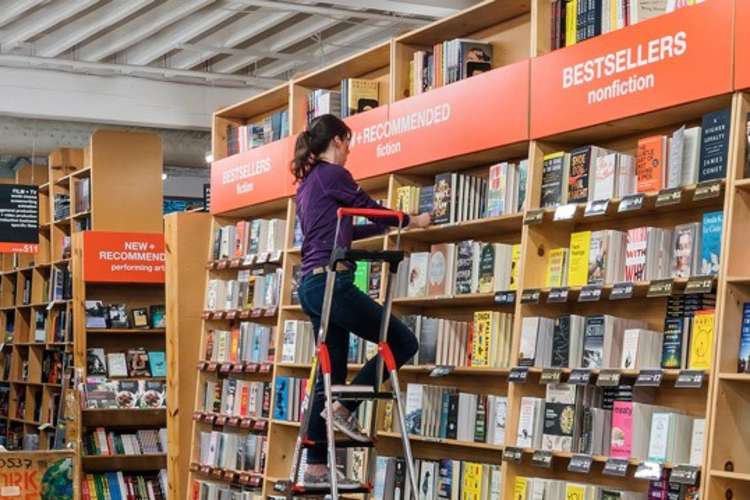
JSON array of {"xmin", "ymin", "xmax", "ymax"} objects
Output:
[
  {"xmin": 83, "ymin": 231, "xmax": 165, "ymax": 283},
  {"xmin": 530, "ymin": 0, "xmax": 733, "ymax": 138}
]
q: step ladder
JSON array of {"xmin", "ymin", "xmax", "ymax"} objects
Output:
[{"xmin": 285, "ymin": 207, "xmax": 418, "ymax": 499}]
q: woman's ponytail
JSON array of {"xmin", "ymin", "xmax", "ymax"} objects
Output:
[{"xmin": 291, "ymin": 114, "xmax": 352, "ymax": 183}]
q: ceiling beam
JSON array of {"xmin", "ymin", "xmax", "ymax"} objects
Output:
[
  {"xmin": 177, "ymin": 43, "xmax": 308, "ymax": 63},
  {"xmin": 168, "ymin": 9, "xmax": 294, "ymax": 70},
  {"xmin": 230, "ymin": 0, "xmax": 429, "ymax": 25},
  {"xmin": 33, "ymin": 0, "xmax": 155, "ymax": 58},
  {"xmin": 77, "ymin": 0, "xmax": 215, "ymax": 62},
  {"xmin": 313, "ymin": 0, "xmax": 471, "ymax": 18},
  {"xmin": 0, "ymin": 0, "xmax": 99, "ymax": 49},
  {"xmin": 210, "ymin": 15, "xmax": 349, "ymax": 74},
  {"xmin": 0, "ymin": 0, "xmax": 48, "ymax": 29}
]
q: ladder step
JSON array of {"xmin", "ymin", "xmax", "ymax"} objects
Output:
[
  {"xmin": 292, "ymin": 483, "xmax": 372, "ymax": 495},
  {"xmin": 330, "ymin": 384, "xmax": 374, "ymax": 393},
  {"xmin": 330, "ymin": 390, "xmax": 395, "ymax": 401},
  {"xmin": 301, "ymin": 437, "xmax": 375, "ymax": 449}
]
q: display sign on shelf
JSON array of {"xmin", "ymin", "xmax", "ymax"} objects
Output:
[
  {"xmin": 736, "ymin": 0, "xmax": 750, "ymax": 90},
  {"xmin": 83, "ymin": 231, "xmax": 165, "ymax": 283},
  {"xmin": 0, "ymin": 452, "xmax": 73, "ymax": 499},
  {"xmin": 209, "ymin": 136, "xmax": 294, "ymax": 214},
  {"xmin": 0, "ymin": 184, "xmax": 39, "ymax": 253},
  {"xmin": 530, "ymin": 0, "xmax": 733, "ymax": 138}
]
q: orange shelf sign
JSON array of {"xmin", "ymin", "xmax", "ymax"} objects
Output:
[
  {"xmin": 346, "ymin": 60, "xmax": 530, "ymax": 180},
  {"xmin": 736, "ymin": 0, "xmax": 750, "ymax": 90},
  {"xmin": 83, "ymin": 231, "xmax": 165, "ymax": 283},
  {"xmin": 530, "ymin": 0, "xmax": 733, "ymax": 138},
  {"xmin": 210, "ymin": 136, "xmax": 294, "ymax": 214}
]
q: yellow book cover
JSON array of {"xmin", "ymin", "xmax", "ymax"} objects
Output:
[
  {"xmin": 610, "ymin": 0, "xmax": 618, "ymax": 30},
  {"xmin": 513, "ymin": 477, "xmax": 528, "ymax": 500},
  {"xmin": 462, "ymin": 462, "xmax": 482, "ymax": 500},
  {"xmin": 509, "ymin": 244, "xmax": 521, "ymax": 290},
  {"xmin": 229, "ymin": 327, "xmax": 240, "ymax": 363},
  {"xmin": 397, "ymin": 186, "xmax": 412, "ymax": 213},
  {"xmin": 472, "ymin": 311, "xmax": 492, "ymax": 367},
  {"xmin": 689, "ymin": 309, "xmax": 715, "ymax": 370},
  {"xmin": 546, "ymin": 248, "xmax": 569, "ymax": 287},
  {"xmin": 565, "ymin": 483, "xmax": 586, "ymax": 500},
  {"xmin": 565, "ymin": 0, "xmax": 578, "ymax": 47},
  {"xmin": 408, "ymin": 61, "xmax": 415, "ymax": 97},
  {"xmin": 567, "ymin": 231, "xmax": 592, "ymax": 287},
  {"xmin": 347, "ymin": 78, "xmax": 379, "ymax": 116}
]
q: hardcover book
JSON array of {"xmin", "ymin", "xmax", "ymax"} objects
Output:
[
  {"xmin": 740, "ymin": 303, "xmax": 750, "ymax": 373},
  {"xmin": 624, "ymin": 227, "xmax": 648, "ymax": 282},
  {"xmin": 407, "ymin": 252, "xmax": 429, "ymax": 297},
  {"xmin": 148, "ymin": 352, "xmax": 166, "ymax": 377},
  {"xmin": 567, "ymin": 231, "xmax": 592, "ymax": 287},
  {"xmin": 582, "ymin": 315, "xmax": 605, "ymax": 368},
  {"xmin": 428, "ymin": 244, "xmax": 454, "ymax": 297},
  {"xmin": 671, "ymin": 223, "xmax": 700, "ymax": 278},
  {"xmin": 545, "ymin": 248, "xmax": 569, "ymax": 287},
  {"xmin": 541, "ymin": 152, "xmax": 567, "ymax": 208},
  {"xmin": 700, "ymin": 210, "xmax": 723, "ymax": 275},
  {"xmin": 126, "ymin": 348, "xmax": 151, "ymax": 377},
  {"xmin": 454, "ymin": 241, "xmax": 474, "ymax": 295},
  {"xmin": 636, "ymin": 135, "xmax": 667, "ymax": 193},
  {"xmin": 477, "ymin": 243, "xmax": 496, "ymax": 293},
  {"xmin": 699, "ymin": 108, "xmax": 731, "ymax": 182},
  {"xmin": 567, "ymin": 145, "xmax": 591, "ymax": 203},
  {"xmin": 689, "ymin": 310, "xmax": 715, "ymax": 370},
  {"xmin": 587, "ymin": 230, "xmax": 608, "ymax": 285},
  {"xmin": 433, "ymin": 173, "xmax": 455, "ymax": 224}
]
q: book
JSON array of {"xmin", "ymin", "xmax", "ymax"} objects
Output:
[
  {"xmin": 567, "ymin": 231, "xmax": 592, "ymax": 287},
  {"xmin": 671, "ymin": 222, "xmax": 700, "ymax": 278},
  {"xmin": 541, "ymin": 383, "xmax": 578, "ymax": 452},
  {"xmin": 740, "ymin": 303, "xmax": 750, "ymax": 373},
  {"xmin": 107, "ymin": 353, "xmax": 128, "ymax": 377},
  {"xmin": 587, "ymin": 230, "xmax": 608, "ymax": 285},
  {"xmin": 126, "ymin": 348, "xmax": 151, "ymax": 377},
  {"xmin": 419, "ymin": 185, "xmax": 434, "ymax": 215},
  {"xmin": 689, "ymin": 310, "xmax": 715, "ymax": 370},
  {"xmin": 148, "ymin": 352, "xmax": 166, "ymax": 377},
  {"xmin": 689, "ymin": 418, "xmax": 705, "ymax": 466},
  {"xmin": 87, "ymin": 348, "xmax": 107, "ymax": 376},
  {"xmin": 700, "ymin": 210, "xmax": 723, "ymax": 275},
  {"xmin": 516, "ymin": 397, "xmax": 543, "ymax": 448},
  {"xmin": 624, "ymin": 227, "xmax": 648, "ymax": 282},
  {"xmin": 636, "ymin": 135, "xmax": 667, "ymax": 192},
  {"xmin": 699, "ymin": 108, "xmax": 731, "ymax": 181},
  {"xmin": 581, "ymin": 315, "xmax": 605, "ymax": 368},
  {"xmin": 545, "ymin": 248, "xmax": 569, "ymax": 287},
  {"xmin": 567, "ymin": 146, "xmax": 591, "ymax": 203},
  {"xmin": 428, "ymin": 244, "xmax": 455, "ymax": 297},
  {"xmin": 454, "ymin": 241, "xmax": 475, "ymax": 295},
  {"xmin": 541, "ymin": 152, "xmax": 567, "ymax": 208},
  {"xmin": 343, "ymin": 78, "xmax": 379, "ymax": 117},
  {"xmin": 85, "ymin": 301, "xmax": 108, "ymax": 329},
  {"xmin": 131, "ymin": 308, "xmax": 149, "ymax": 328},
  {"xmin": 107, "ymin": 304, "xmax": 130, "ymax": 328},
  {"xmin": 433, "ymin": 173, "xmax": 455, "ymax": 224},
  {"xmin": 150, "ymin": 305, "xmax": 166, "ymax": 328},
  {"xmin": 407, "ymin": 252, "xmax": 429, "ymax": 297}
]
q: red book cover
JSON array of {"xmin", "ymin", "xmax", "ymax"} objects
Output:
[
  {"xmin": 636, "ymin": 136, "xmax": 667, "ymax": 192},
  {"xmin": 625, "ymin": 227, "xmax": 648, "ymax": 281},
  {"xmin": 239, "ymin": 383, "xmax": 250, "ymax": 417},
  {"xmin": 610, "ymin": 401, "xmax": 633, "ymax": 459},
  {"xmin": 229, "ymin": 327, "xmax": 240, "ymax": 363},
  {"xmin": 234, "ymin": 221, "xmax": 246, "ymax": 257}
]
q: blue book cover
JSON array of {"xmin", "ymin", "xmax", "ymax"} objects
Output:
[
  {"xmin": 273, "ymin": 376, "xmax": 289, "ymax": 420},
  {"xmin": 701, "ymin": 210, "xmax": 723, "ymax": 275},
  {"xmin": 147, "ymin": 351, "xmax": 166, "ymax": 377},
  {"xmin": 740, "ymin": 303, "xmax": 750, "ymax": 372},
  {"xmin": 661, "ymin": 318, "xmax": 684, "ymax": 369},
  {"xmin": 439, "ymin": 390, "xmax": 450, "ymax": 438},
  {"xmin": 437, "ymin": 459, "xmax": 453, "ymax": 498},
  {"xmin": 699, "ymin": 108, "xmax": 731, "ymax": 181}
]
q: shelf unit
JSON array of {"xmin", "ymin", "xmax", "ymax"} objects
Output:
[{"xmin": 194, "ymin": 1, "xmax": 750, "ymax": 498}]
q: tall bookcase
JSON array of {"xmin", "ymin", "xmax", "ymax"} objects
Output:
[{"xmin": 191, "ymin": 1, "xmax": 750, "ymax": 498}]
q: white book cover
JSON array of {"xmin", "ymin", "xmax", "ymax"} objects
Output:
[
  {"xmin": 667, "ymin": 126, "xmax": 685, "ymax": 188},
  {"xmin": 491, "ymin": 396, "xmax": 507, "ymax": 446},
  {"xmin": 682, "ymin": 126, "xmax": 702, "ymax": 186},
  {"xmin": 519, "ymin": 317, "xmax": 540, "ymax": 366},
  {"xmin": 594, "ymin": 152, "xmax": 617, "ymax": 200},
  {"xmin": 516, "ymin": 397, "xmax": 542, "ymax": 448},
  {"xmin": 647, "ymin": 412, "xmax": 672, "ymax": 463},
  {"xmin": 405, "ymin": 384, "xmax": 424, "ymax": 435},
  {"xmin": 407, "ymin": 252, "xmax": 430, "ymax": 297},
  {"xmin": 689, "ymin": 418, "xmax": 706, "ymax": 466},
  {"xmin": 616, "ymin": 153, "xmax": 637, "ymax": 197}
]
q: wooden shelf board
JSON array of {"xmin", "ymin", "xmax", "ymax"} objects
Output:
[
  {"xmin": 82, "ymin": 408, "xmax": 166, "ymax": 427},
  {"xmin": 391, "ymin": 213, "xmax": 523, "ymax": 243},
  {"xmin": 281, "ymin": 305, "xmax": 303, "ymax": 312},
  {"xmin": 87, "ymin": 328, "xmax": 165, "ymax": 334},
  {"xmin": 525, "ymin": 367, "xmax": 704, "ymax": 381},
  {"xmin": 525, "ymin": 277, "xmax": 711, "ymax": 302},
  {"xmin": 393, "ymin": 292, "xmax": 502, "ymax": 308},
  {"xmin": 351, "ymin": 234, "xmax": 386, "ymax": 251},
  {"xmin": 734, "ymin": 178, "xmax": 750, "ymax": 191},
  {"xmin": 216, "ymin": 83, "xmax": 289, "ymax": 120},
  {"xmin": 718, "ymin": 373, "xmax": 750, "ymax": 382},
  {"xmin": 379, "ymin": 430, "xmax": 503, "ymax": 452},
  {"xmin": 72, "ymin": 167, "xmax": 91, "ymax": 178},
  {"xmin": 82, "ymin": 453, "xmax": 167, "ymax": 472},
  {"xmin": 711, "ymin": 470, "xmax": 750, "ymax": 482},
  {"xmin": 726, "ymin": 276, "xmax": 750, "ymax": 285},
  {"xmin": 294, "ymin": 40, "xmax": 390, "ymax": 90},
  {"xmin": 73, "ymin": 211, "xmax": 91, "ymax": 219},
  {"xmin": 271, "ymin": 419, "xmax": 300, "ymax": 428}
]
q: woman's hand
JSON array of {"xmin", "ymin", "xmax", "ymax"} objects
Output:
[{"xmin": 408, "ymin": 212, "xmax": 431, "ymax": 229}]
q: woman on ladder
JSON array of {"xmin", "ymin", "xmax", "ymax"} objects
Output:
[{"xmin": 292, "ymin": 114, "xmax": 431, "ymax": 488}]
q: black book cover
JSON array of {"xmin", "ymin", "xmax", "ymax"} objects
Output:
[
  {"xmin": 661, "ymin": 317, "xmax": 684, "ymax": 369},
  {"xmin": 474, "ymin": 395, "xmax": 487, "ymax": 443},
  {"xmin": 432, "ymin": 173, "xmax": 453, "ymax": 225},
  {"xmin": 454, "ymin": 241, "xmax": 474, "ymax": 295},
  {"xmin": 581, "ymin": 315, "xmax": 604, "ymax": 368},
  {"xmin": 418, "ymin": 317, "xmax": 439, "ymax": 365},
  {"xmin": 419, "ymin": 185, "xmax": 434, "ymax": 215},
  {"xmin": 699, "ymin": 108, "xmax": 731, "ymax": 181},
  {"xmin": 446, "ymin": 393, "xmax": 458, "ymax": 440},
  {"xmin": 541, "ymin": 154, "xmax": 565, "ymax": 208},
  {"xmin": 551, "ymin": 315, "xmax": 571, "ymax": 368},
  {"xmin": 568, "ymin": 146, "xmax": 591, "ymax": 203}
]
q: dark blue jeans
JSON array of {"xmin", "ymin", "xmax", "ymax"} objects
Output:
[{"xmin": 297, "ymin": 270, "xmax": 418, "ymax": 464}]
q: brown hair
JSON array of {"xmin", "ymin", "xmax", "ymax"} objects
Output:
[{"xmin": 291, "ymin": 114, "xmax": 351, "ymax": 182}]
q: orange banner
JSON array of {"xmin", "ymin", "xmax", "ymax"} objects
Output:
[
  {"xmin": 736, "ymin": 0, "xmax": 750, "ymax": 90},
  {"xmin": 209, "ymin": 136, "xmax": 294, "ymax": 214},
  {"xmin": 347, "ymin": 60, "xmax": 530, "ymax": 180},
  {"xmin": 0, "ymin": 243, "xmax": 38, "ymax": 254},
  {"xmin": 83, "ymin": 231, "xmax": 165, "ymax": 283},
  {"xmin": 530, "ymin": 0, "xmax": 733, "ymax": 138}
]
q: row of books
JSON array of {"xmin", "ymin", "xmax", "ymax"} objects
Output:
[
  {"xmin": 49, "ymin": 265, "xmax": 72, "ymax": 301},
  {"xmin": 516, "ymin": 382, "xmax": 705, "ymax": 464},
  {"xmin": 74, "ymin": 177, "xmax": 90, "ymax": 214},
  {"xmin": 84, "ymin": 378, "xmax": 166, "ymax": 409},
  {"xmin": 400, "ymin": 383, "xmax": 507, "ymax": 446},
  {"xmin": 205, "ymin": 271, "xmax": 282, "ymax": 312},
  {"xmin": 339, "ymin": 78, "xmax": 380, "ymax": 118},
  {"xmin": 272, "ymin": 376, "xmax": 305, "ymax": 422},
  {"xmin": 542, "ymin": 109, "xmax": 730, "ymax": 208},
  {"xmin": 81, "ymin": 470, "xmax": 168, "ymax": 500},
  {"xmin": 85, "ymin": 301, "xmax": 165, "ymax": 329},
  {"xmin": 226, "ymin": 109, "xmax": 289, "ymax": 156},
  {"xmin": 375, "ymin": 455, "xmax": 500, "ymax": 500},
  {"xmin": 353, "ymin": 261, "xmax": 382, "ymax": 299},
  {"xmin": 202, "ymin": 379, "xmax": 270, "ymax": 420},
  {"xmin": 396, "ymin": 241, "xmax": 520, "ymax": 298},
  {"xmin": 87, "ymin": 347, "xmax": 166, "ymax": 378},
  {"xmin": 212, "ymin": 218, "xmax": 286, "ymax": 261},
  {"xmin": 545, "ymin": 214, "xmax": 722, "ymax": 290},
  {"xmin": 280, "ymin": 320, "xmax": 314, "ymax": 365},
  {"xmin": 402, "ymin": 311, "xmax": 514, "ymax": 368},
  {"xmin": 83, "ymin": 427, "xmax": 167, "ymax": 456},
  {"xmin": 550, "ymin": 0, "xmax": 700, "ymax": 50},
  {"xmin": 521, "ymin": 300, "xmax": 715, "ymax": 370},
  {"xmin": 54, "ymin": 193, "xmax": 70, "ymax": 220},
  {"xmin": 514, "ymin": 474, "xmax": 697, "ymax": 500},
  {"xmin": 198, "ymin": 431, "xmax": 266, "ymax": 474},
  {"xmin": 410, "ymin": 39, "xmax": 493, "ymax": 95},
  {"xmin": 192, "ymin": 480, "xmax": 261, "ymax": 500},
  {"xmin": 203, "ymin": 323, "xmax": 274, "ymax": 365}
]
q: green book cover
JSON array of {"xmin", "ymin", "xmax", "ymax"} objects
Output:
[{"xmin": 354, "ymin": 261, "xmax": 370, "ymax": 293}]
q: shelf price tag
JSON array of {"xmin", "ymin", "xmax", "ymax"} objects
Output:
[
  {"xmin": 635, "ymin": 461, "xmax": 663, "ymax": 481},
  {"xmin": 597, "ymin": 369, "xmax": 621, "ymax": 387},
  {"xmin": 636, "ymin": 369, "xmax": 663, "ymax": 387},
  {"xmin": 229, "ymin": 258, "xmax": 242, "ymax": 269},
  {"xmin": 494, "ymin": 290, "xmax": 516, "ymax": 305},
  {"xmin": 584, "ymin": 199, "xmax": 609, "ymax": 217},
  {"xmin": 553, "ymin": 203, "xmax": 578, "ymax": 221},
  {"xmin": 670, "ymin": 465, "xmax": 700, "ymax": 485},
  {"xmin": 269, "ymin": 250, "xmax": 283, "ymax": 263},
  {"xmin": 610, "ymin": 282, "xmax": 635, "ymax": 300},
  {"xmin": 256, "ymin": 252, "xmax": 270, "ymax": 264},
  {"xmin": 693, "ymin": 179, "xmax": 722, "ymax": 201},
  {"xmin": 618, "ymin": 193, "xmax": 645, "ymax": 212},
  {"xmin": 524, "ymin": 209, "xmax": 545, "ymax": 225},
  {"xmin": 531, "ymin": 450, "xmax": 553, "ymax": 468},
  {"xmin": 242, "ymin": 254, "xmax": 256, "ymax": 266},
  {"xmin": 568, "ymin": 454, "xmax": 594, "ymax": 474},
  {"xmin": 430, "ymin": 366, "xmax": 454, "ymax": 378},
  {"xmin": 568, "ymin": 369, "xmax": 591, "ymax": 385},
  {"xmin": 686, "ymin": 275, "xmax": 715, "ymax": 294},
  {"xmin": 502, "ymin": 446, "xmax": 524, "ymax": 463},
  {"xmin": 521, "ymin": 289, "xmax": 541, "ymax": 304},
  {"xmin": 509, "ymin": 367, "xmax": 529, "ymax": 384},
  {"xmin": 603, "ymin": 458, "xmax": 630, "ymax": 477},
  {"xmin": 675, "ymin": 370, "xmax": 705, "ymax": 389},
  {"xmin": 216, "ymin": 260, "xmax": 229, "ymax": 270},
  {"xmin": 540, "ymin": 368, "xmax": 562, "ymax": 384},
  {"xmin": 578, "ymin": 285, "xmax": 603, "ymax": 302},
  {"xmin": 656, "ymin": 187, "xmax": 682, "ymax": 207},
  {"xmin": 647, "ymin": 279, "xmax": 673, "ymax": 297},
  {"xmin": 547, "ymin": 287, "xmax": 569, "ymax": 303}
]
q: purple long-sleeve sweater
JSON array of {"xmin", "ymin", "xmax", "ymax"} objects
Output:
[{"xmin": 296, "ymin": 161, "xmax": 409, "ymax": 276}]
